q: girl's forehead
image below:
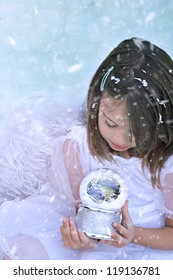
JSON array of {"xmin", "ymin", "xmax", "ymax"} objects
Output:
[
  {"xmin": 100, "ymin": 92, "xmax": 126, "ymax": 111},
  {"xmin": 100, "ymin": 92, "xmax": 129, "ymax": 123}
]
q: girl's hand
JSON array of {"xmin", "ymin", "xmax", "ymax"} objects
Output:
[
  {"xmin": 60, "ymin": 217, "xmax": 98, "ymax": 250},
  {"xmin": 101, "ymin": 201, "xmax": 135, "ymax": 248}
]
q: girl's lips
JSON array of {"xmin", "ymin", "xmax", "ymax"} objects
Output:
[{"xmin": 111, "ymin": 141, "xmax": 129, "ymax": 151}]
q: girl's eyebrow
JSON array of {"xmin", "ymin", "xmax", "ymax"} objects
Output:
[{"xmin": 103, "ymin": 112, "xmax": 117, "ymax": 125}]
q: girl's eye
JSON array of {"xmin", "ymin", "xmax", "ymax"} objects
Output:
[{"xmin": 105, "ymin": 119, "xmax": 117, "ymax": 128}]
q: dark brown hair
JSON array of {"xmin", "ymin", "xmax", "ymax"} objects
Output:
[{"xmin": 85, "ymin": 37, "xmax": 173, "ymax": 187}]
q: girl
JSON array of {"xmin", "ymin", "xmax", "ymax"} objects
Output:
[{"xmin": 0, "ymin": 37, "xmax": 173, "ymax": 260}]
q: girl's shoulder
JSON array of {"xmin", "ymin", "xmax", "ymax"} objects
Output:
[
  {"xmin": 66, "ymin": 124, "xmax": 87, "ymax": 140},
  {"xmin": 52, "ymin": 124, "xmax": 89, "ymax": 162},
  {"xmin": 62, "ymin": 124, "xmax": 88, "ymax": 149}
]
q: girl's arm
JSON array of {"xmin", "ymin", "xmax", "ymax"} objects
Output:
[
  {"xmin": 103, "ymin": 171, "xmax": 173, "ymax": 250},
  {"xmin": 62, "ymin": 139, "xmax": 84, "ymax": 202},
  {"xmin": 133, "ymin": 171, "xmax": 173, "ymax": 250},
  {"xmin": 101, "ymin": 202, "xmax": 173, "ymax": 250},
  {"xmin": 132, "ymin": 218, "xmax": 173, "ymax": 250}
]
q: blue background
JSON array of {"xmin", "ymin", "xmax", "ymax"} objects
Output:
[{"xmin": 0, "ymin": 0, "xmax": 173, "ymax": 111}]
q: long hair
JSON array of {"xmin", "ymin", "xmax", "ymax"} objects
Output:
[{"xmin": 86, "ymin": 37, "xmax": 173, "ymax": 187}]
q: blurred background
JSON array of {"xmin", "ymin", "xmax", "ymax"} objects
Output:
[{"xmin": 0, "ymin": 0, "xmax": 173, "ymax": 114}]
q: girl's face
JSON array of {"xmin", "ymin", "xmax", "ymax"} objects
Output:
[{"xmin": 98, "ymin": 92, "xmax": 136, "ymax": 158}]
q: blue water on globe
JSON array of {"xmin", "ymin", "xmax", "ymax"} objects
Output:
[{"xmin": 0, "ymin": 0, "xmax": 173, "ymax": 119}]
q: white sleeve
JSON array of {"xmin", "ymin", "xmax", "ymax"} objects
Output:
[
  {"xmin": 159, "ymin": 155, "xmax": 173, "ymax": 220},
  {"xmin": 51, "ymin": 125, "xmax": 90, "ymax": 206}
]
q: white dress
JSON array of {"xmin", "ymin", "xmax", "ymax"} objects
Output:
[{"xmin": 0, "ymin": 96, "xmax": 173, "ymax": 260}]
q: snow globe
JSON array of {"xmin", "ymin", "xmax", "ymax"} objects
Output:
[{"xmin": 75, "ymin": 168, "xmax": 128, "ymax": 240}]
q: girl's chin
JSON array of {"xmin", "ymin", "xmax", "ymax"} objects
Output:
[{"xmin": 113, "ymin": 149, "xmax": 131, "ymax": 159}]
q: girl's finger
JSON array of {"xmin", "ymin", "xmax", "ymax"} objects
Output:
[
  {"xmin": 77, "ymin": 229, "xmax": 88, "ymax": 243},
  {"xmin": 112, "ymin": 222, "xmax": 128, "ymax": 239},
  {"xmin": 100, "ymin": 233, "xmax": 123, "ymax": 247},
  {"xmin": 121, "ymin": 200, "xmax": 129, "ymax": 220},
  {"xmin": 110, "ymin": 230, "xmax": 124, "ymax": 245},
  {"xmin": 121, "ymin": 201, "xmax": 133, "ymax": 228},
  {"xmin": 60, "ymin": 218, "xmax": 73, "ymax": 246},
  {"xmin": 60, "ymin": 218, "xmax": 70, "ymax": 237},
  {"xmin": 69, "ymin": 217, "xmax": 80, "ymax": 243},
  {"xmin": 77, "ymin": 229, "xmax": 98, "ymax": 249}
]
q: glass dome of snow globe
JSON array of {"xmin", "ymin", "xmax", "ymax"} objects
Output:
[{"xmin": 80, "ymin": 168, "xmax": 127, "ymax": 211}]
